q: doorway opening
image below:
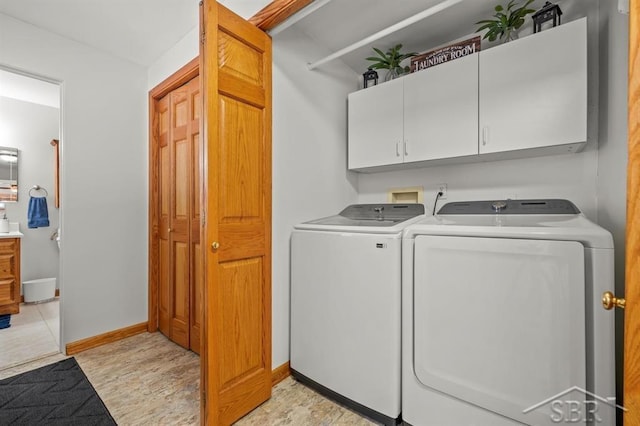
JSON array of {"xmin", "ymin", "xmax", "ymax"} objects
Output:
[{"xmin": 0, "ymin": 66, "xmax": 63, "ymax": 370}]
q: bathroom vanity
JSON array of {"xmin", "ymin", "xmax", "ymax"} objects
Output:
[{"xmin": 0, "ymin": 232, "xmax": 22, "ymax": 315}]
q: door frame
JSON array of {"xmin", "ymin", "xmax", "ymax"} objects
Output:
[
  {"xmin": 148, "ymin": 57, "xmax": 199, "ymax": 332},
  {"xmin": 248, "ymin": 0, "xmax": 314, "ymax": 30}
]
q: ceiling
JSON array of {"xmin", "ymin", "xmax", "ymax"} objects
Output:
[
  {"xmin": 0, "ymin": 0, "xmax": 271, "ymax": 67},
  {"xmin": 288, "ymin": 0, "xmax": 592, "ymax": 74},
  {"xmin": 0, "ymin": 0, "xmax": 592, "ymax": 76}
]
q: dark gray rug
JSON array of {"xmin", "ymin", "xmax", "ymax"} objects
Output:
[{"xmin": 0, "ymin": 357, "xmax": 116, "ymax": 425}]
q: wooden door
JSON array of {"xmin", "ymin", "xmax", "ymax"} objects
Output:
[
  {"xmin": 157, "ymin": 75, "xmax": 202, "ymax": 353},
  {"xmin": 189, "ymin": 76, "xmax": 203, "ymax": 355},
  {"xmin": 158, "ymin": 92, "xmax": 171, "ymax": 338},
  {"xmin": 169, "ymin": 83, "xmax": 192, "ymax": 349},
  {"xmin": 201, "ymin": 2, "xmax": 272, "ymax": 424},
  {"xmin": 626, "ymin": 1, "xmax": 640, "ymax": 422}
]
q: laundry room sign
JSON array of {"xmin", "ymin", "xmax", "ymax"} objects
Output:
[{"xmin": 411, "ymin": 36, "xmax": 481, "ymax": 72}]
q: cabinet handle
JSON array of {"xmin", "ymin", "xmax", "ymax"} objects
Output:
[
  {"xmin": 404, "ymin": 141, "xmax": 408, "ymax": 156},
  {"xmin": 482, "ymin": 127, "xmax": 489, "ymax": 146},
  {"xmin": 396, "ymin": 142, "xmax": 400, "ymax": 157}
]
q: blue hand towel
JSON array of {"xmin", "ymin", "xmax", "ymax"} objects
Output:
[{"xmin": 28, "ymin": 196, "xmax": 49, "ymax": 228}]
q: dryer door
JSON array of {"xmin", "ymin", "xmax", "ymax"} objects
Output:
[{"xmin": 413, "ymin": 236, "xmax": 586, "ymax": 425}]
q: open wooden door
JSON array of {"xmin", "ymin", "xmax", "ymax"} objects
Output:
[
  {"xmin": 201, "ymin": 1, "xmax": 272, "ymax": 424},
  {"xmin": 627, "ymin": 0, "xmax": 640, "ymax": 422}
]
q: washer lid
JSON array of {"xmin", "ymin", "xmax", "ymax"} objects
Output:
[
  {"xmin": 406, "ymin": 200, "xmax": 613, "ymax": 249},
  {"xmin": 296, "ymin": 203, "xmax": 425, "ymax": 233}
]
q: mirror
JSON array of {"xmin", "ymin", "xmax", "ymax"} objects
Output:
[{"xmin": 0, "ymin": 147, "xmax": 18, "ymax": 202}]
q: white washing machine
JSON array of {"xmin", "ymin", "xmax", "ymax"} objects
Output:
[
  {"xmin": 402, "ymin": 199, "xmax": 616, "ymax": 426},
  {"xmin": 291, "ymin": 203, "xmax": 425, "ymax": 425}
]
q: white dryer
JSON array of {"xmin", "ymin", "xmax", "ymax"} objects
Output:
[
  {"xmin": 402, "ymin": 199, "xmax": 616, "ymax": 426},
  {"xmin": 291, "ymin": 203, "xmax": 425, "ymax": 425}
]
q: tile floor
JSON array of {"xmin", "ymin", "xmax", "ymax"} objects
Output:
[
  {"xmin": 0, "ymin": 331, "xmax": 377, "ymax": 425},
  {"xmin": 0, "ymin": 298, "xmax": 60, "ymax": 370}
]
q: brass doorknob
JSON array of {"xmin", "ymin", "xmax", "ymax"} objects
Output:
[
  {"xmin": 602, "ymin": 291, "xmax": 625, "ymax": 310},
  {"xmin": 211, "ymin": 241, "xmax": 220, "ymax": 250},
  {"xmin": 168, "ymin": 228, "xmax": 172, "ymax": 233}
]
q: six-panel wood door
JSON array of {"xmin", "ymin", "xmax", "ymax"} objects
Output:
[
  {"xmin": 157, "ymin": 75, "xmax": 202, "ymax": 353},
  {"xmin": 188, "ymin": 76, "xmax": 203, "ymax": 354},
  {"xmin": 201, "ymin": 2, "xmax": 272, "ymax": 424}
]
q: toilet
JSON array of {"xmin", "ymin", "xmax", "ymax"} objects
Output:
[{"xmin": 23, "ymin": 278, "xmax": 56, "ymax": 303}]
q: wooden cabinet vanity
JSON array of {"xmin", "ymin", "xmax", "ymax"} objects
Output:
[{"xmin": 0, "ymin": 238, "xmax": 21, "ymax": 315}]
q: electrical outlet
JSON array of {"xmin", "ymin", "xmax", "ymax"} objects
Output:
[{"xmin": 438, "ymin": 183, "xmax": 447, "ymax": 199}]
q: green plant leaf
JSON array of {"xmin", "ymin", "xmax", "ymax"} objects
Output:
[
  {"xmin": 475, "ymin": 23, "xmax": 494, "ymax": 33},
  {"xmin": 474, "ymin": 0, "xmax": 537, "ymax": 41},
  {"xmin": 372, "ymin": 47, "xmax": 388, "ymax": 59},
  {"xmin": 366, "ymin": 44, "xmax": 416, "ymax": 69}
]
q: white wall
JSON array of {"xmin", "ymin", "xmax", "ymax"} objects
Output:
[
  {"xmin": 0, "ymin": 13, "xmax": 148, "ymax": 347},
  {"xmin": 597, "ymin": 0, "xmax": 628, "ymax": 416},
  {"xmin": 271, "ymin": 27, "xmax": 359, "ymax": 366},
  {"xmin": 0, "ymin": 96, "xmax": 60, "ymax": 288},
  {"xmin": 357, "ymin": 150, "xmax": 599, "ymax": 217},
  {"xmin": 147, "ymin": 27, "xmax": 199, "ymax": 90}
]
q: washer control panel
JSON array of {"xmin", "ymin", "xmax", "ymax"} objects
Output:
[{"xmin": 437, "ymin": 199, "xmax": 580, "ymax": 215}]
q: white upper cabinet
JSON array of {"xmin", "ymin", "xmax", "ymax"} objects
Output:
[
  {"xmin": 348, "ymin": 78, "xmax": 403, "ymax": 169},
  {"xmin": 404, "ymin": 53, "xmax": 479, "ymax": 162},
  {"xmin": 348, "ymin": 54, "xmax": 478, "ymax": 170},
  {"xmin": 479, "ymin": 18, "xmax": 587, "ymax": 154},
  {"xmin": 347, "ymin": 17, "xmax": 588, "ymax": 172}
]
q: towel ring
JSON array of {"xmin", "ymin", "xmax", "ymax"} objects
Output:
[{"xmin": 29, "ymin": 185, "xmax": 48, "ymax": 197}]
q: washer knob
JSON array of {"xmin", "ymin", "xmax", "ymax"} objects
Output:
[{"xmin": 492, "ymin": 201, "xmax": 507, "ymax": 213}]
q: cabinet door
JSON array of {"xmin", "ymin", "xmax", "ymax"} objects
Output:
[
  {"xmin": 0, "ymin": 239, "xmax": 19, "ymax": 315},
  {"xmin": 348, "ymin": 78, "xmax": 403, "ymax": 169},
  {"xmin": 404, "ymin": 53, "xmax": 479, "ymax": 162},
  {"xmin": 479, "ymin": 18, "xmax": 587, "ymax": 154}
]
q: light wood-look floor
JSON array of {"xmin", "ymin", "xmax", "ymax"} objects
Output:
[{"xmin": 0, "ymin": 332, "xmax": 376, "ymax": 425}]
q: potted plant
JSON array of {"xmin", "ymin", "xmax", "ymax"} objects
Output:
[
  {"xmin": 475, "ymin": 0, "xmax": 536, "ymax": 43},
  {"xmin": 366, "ymin": 44, "xmax": 417, "ymax": 81}
]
